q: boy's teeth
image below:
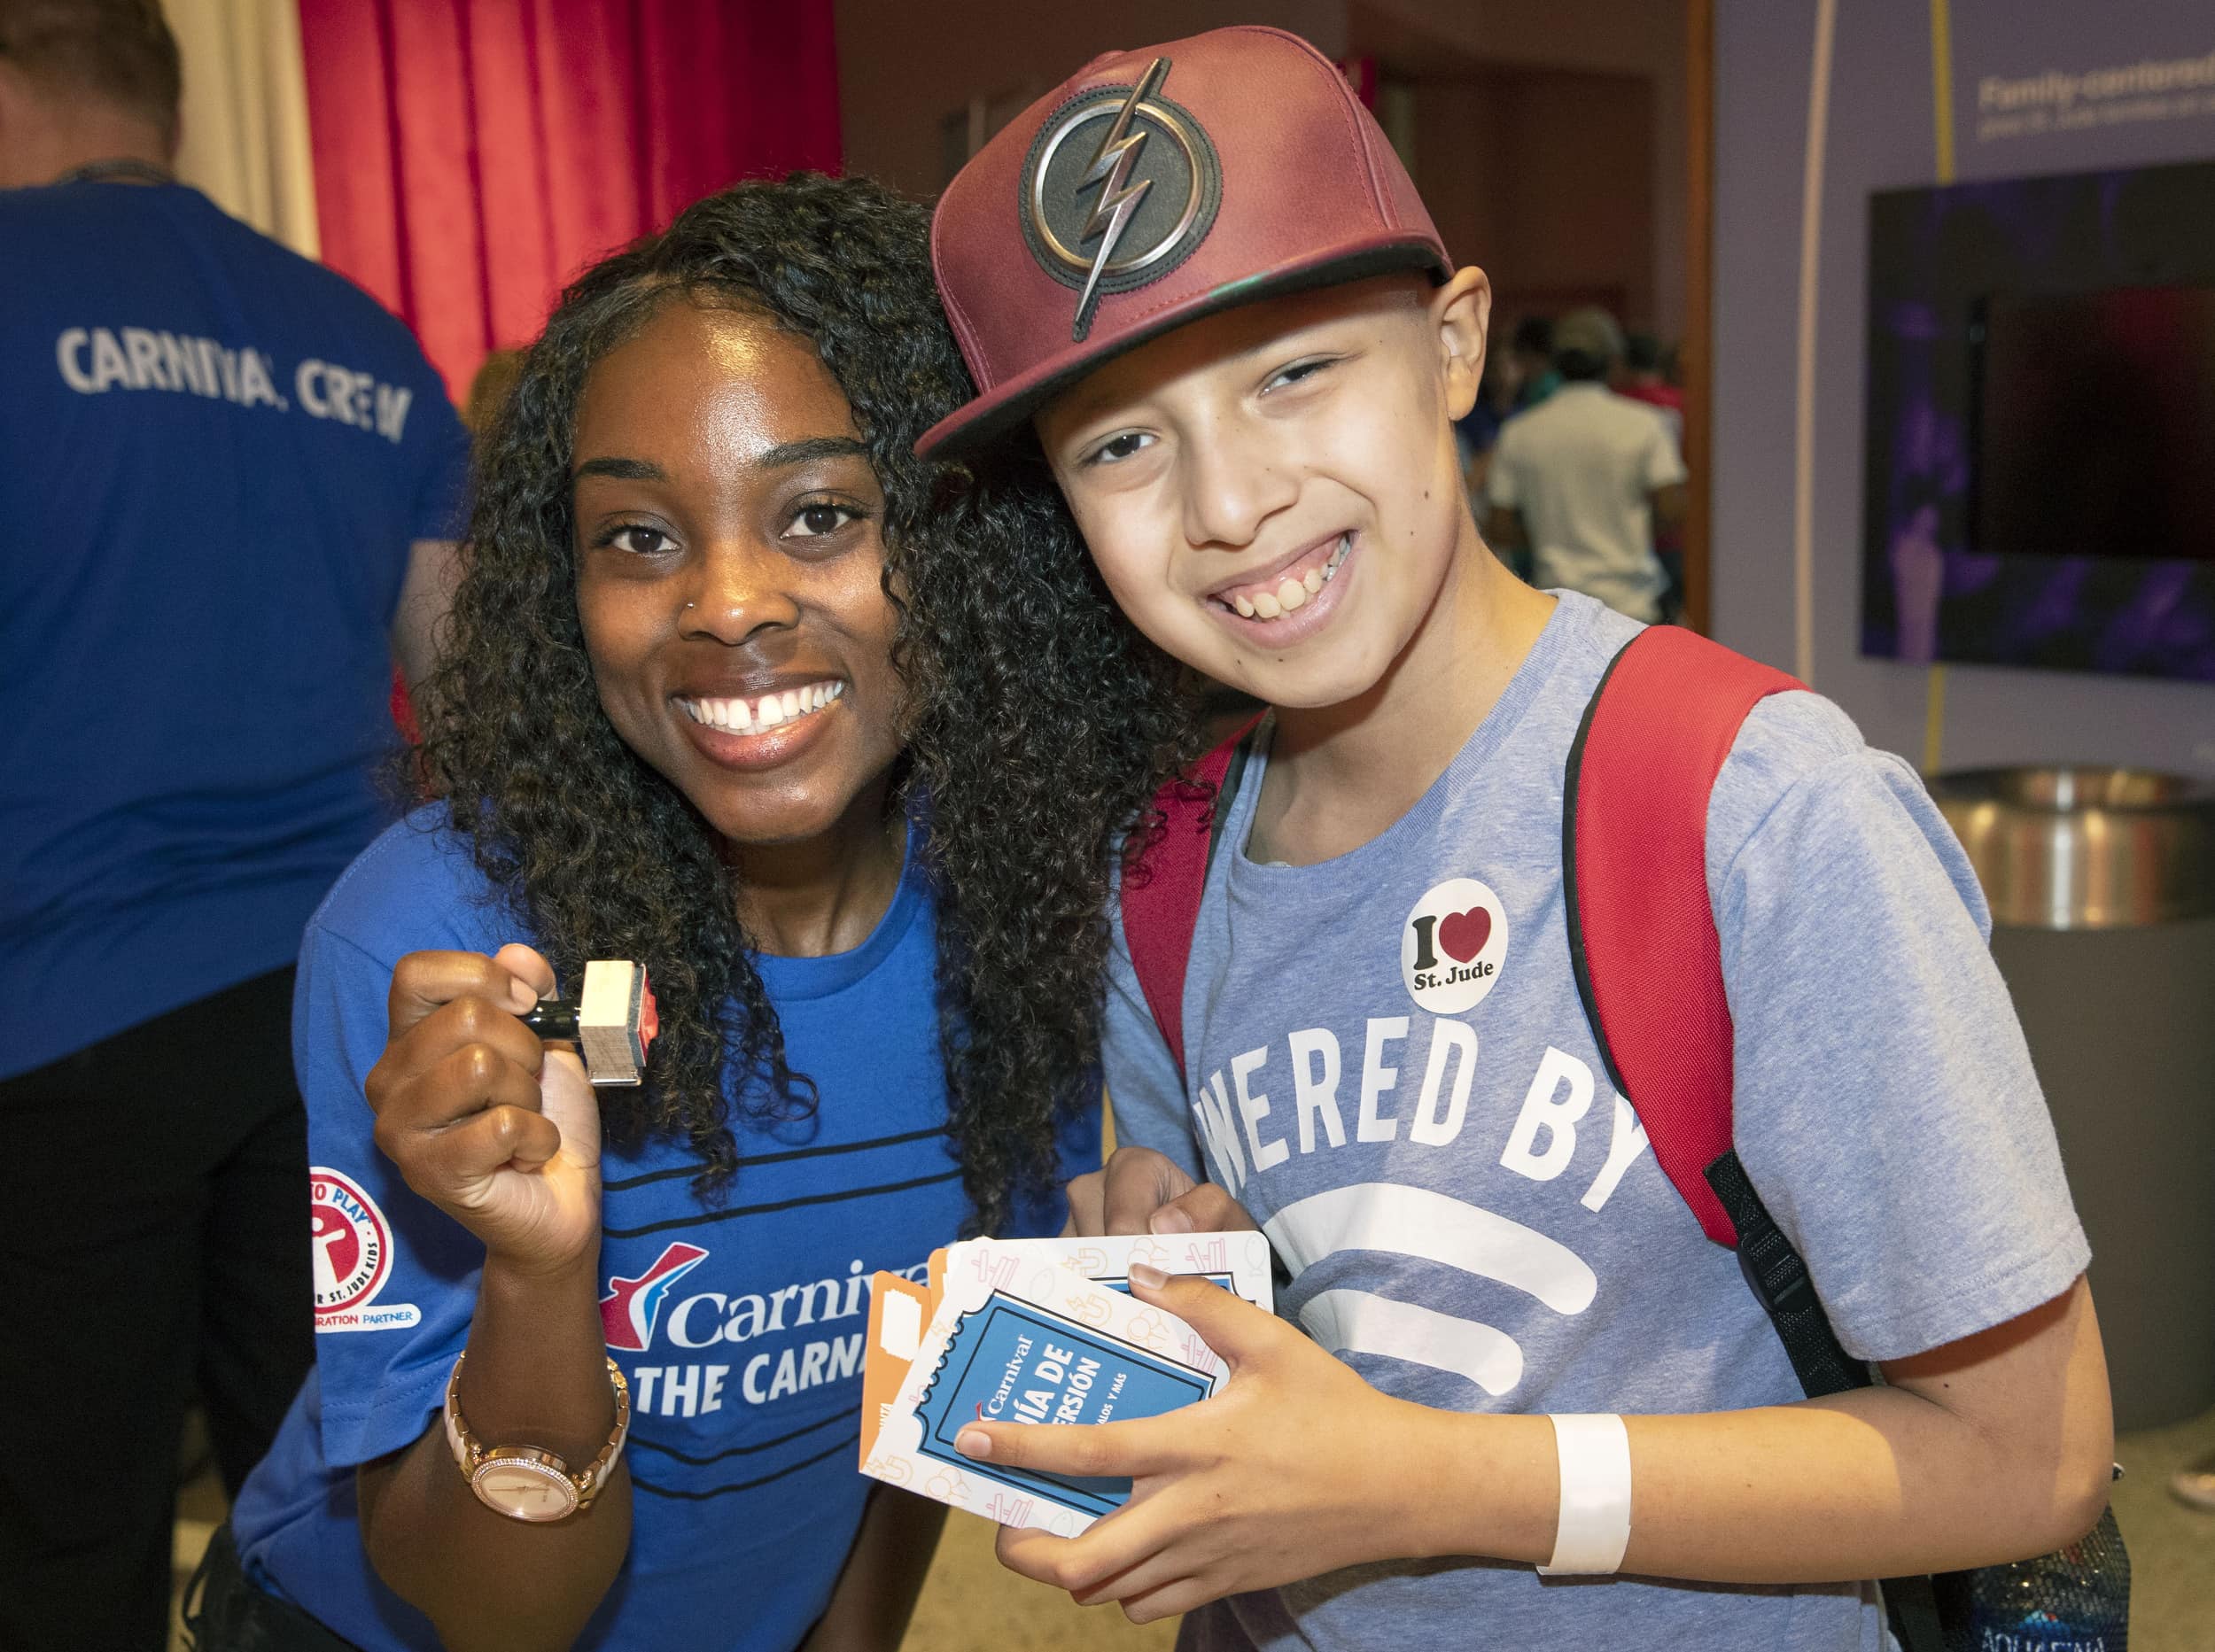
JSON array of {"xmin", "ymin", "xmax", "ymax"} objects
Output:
[{"xmin": 1230, "ymin": 533, "xmax": 1351, "ymax": 623}]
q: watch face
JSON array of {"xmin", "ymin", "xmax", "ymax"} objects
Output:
[{"xmin": 474, "ymin": 1456, "xmax": 579, "ymax": 1523}]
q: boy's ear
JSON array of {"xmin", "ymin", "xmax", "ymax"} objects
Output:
[{"xmin": 1433, "ymin": 267, "xmax": 1493, "ymax": 423}]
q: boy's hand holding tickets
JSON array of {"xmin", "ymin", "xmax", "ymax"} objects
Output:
[
  {"xmin": 992, "ymin": 1150, "xmax": 1490, "ymax": 1622},
  {"xmin": 964, "ymin": 1268, "xmax": 1488, "ymax": 1624},
  {"xmin": 364, "ymin": 943, "xmax": 602, "ymax": 1276}
]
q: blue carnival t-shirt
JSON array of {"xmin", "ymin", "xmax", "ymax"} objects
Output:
[
  {"xmin": 1107, "ymin": 593, "xmax": 2088, "ymax": 1652},
  {"xmin": 229, "ymin": 810, "xmax": 1094, "ymax": 1650},
  {"xmin": 0, "ymin": 179, "xmax": 469, "ymax": 1077}
]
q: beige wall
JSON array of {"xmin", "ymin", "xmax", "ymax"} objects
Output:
[{"xmin": 165, "ymin": 0, "xmax": 321, "ymax": 257}]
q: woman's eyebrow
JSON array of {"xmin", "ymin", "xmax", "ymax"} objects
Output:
[
  {"xmin": 755, "ymin": 435, "xmax": 869, "ymax": 469},
  {"xmin": 572, "ymin": 455, "xmax": 666, "ymax": 482},
  {"xmin": 571, "ymin": 437, "xmax": 867, "ymax": 485}
]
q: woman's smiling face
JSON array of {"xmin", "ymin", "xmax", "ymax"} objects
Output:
[{"xmin": 571, "ymin": 297, "xmax": 905, "ymax": 849}]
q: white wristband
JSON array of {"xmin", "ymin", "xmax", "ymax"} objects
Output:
[{"xmin": 1538, "ymin": 1413, "xmax": 1633, "ymax": 1576}]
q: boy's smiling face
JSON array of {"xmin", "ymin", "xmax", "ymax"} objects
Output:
[{"xmin": 1036, "ymin": 270, "xmax": 1489, "ymax": 709}]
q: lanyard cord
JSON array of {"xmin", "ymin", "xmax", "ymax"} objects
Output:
[{"xmin": 53, "ymin": 158, "xmax": 174, "ymax": 187}]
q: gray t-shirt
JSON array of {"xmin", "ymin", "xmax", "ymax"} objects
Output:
[{"xmin": 1104, "ymin": 593, "xmax": 2089, "ymax": 1652}]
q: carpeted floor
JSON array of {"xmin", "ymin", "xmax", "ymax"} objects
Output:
[
  {"xmin": 2107, "ymin": 1403, "xmax": 2215, "ymax": 1652},
  {"xmin": 905, "ymin": 1512, "xmax": 1177, "ymax": 1652}
]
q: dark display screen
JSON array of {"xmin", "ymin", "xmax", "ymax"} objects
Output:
[
  {"xmin": 1974, "ymin": 285, "xmax": 2215, "ymax": 564},
  {"xmin": 1861, "ymin": 159, "xmax": 2215, "ymax": 678}
]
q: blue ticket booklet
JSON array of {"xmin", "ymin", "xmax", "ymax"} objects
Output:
[
  {"xmin": 915, "ymin": 1289, "xmax": 1215, "ymax": 1516},
  {"xmin": 859, "ymin": 1237, "xmax": 1234, "ymax": 1535}
]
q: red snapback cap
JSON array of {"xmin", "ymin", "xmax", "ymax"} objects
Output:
[{"xmin": 917, "ymin": 26, "xmax": 1450, "ymax": 460}]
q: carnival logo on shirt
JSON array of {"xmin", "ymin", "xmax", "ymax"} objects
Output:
[
  {"xmin": 311, "ymin": 1167, "xmax": 421, "ymax": 1333},
  {"xmin": 1402, "ymin": 877, "xmax": 1510, "ymax": 1014},
  {"xmin": 600, "ymin": 1242, "xmax": 711, "ymax": 1351}
]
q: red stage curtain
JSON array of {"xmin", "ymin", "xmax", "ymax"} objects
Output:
[{"xmin": 298, "ymin": 0, "xmax": 843, "ymax": 403}]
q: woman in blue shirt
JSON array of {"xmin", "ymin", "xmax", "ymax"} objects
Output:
[{"xmin": 197, "ymin": 175, "xmax": 1195, "ymax": 1651}]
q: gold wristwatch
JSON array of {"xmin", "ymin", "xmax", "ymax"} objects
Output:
[{"xmin": 443, "ymin": 1352, "xmax": 630, "ymax": 1523}]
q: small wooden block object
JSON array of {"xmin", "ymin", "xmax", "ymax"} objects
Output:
[
  {"xmin": 520, "ymin": 961, "xmax": 658, "ymax": 1088},
  {"xmin": 577, "ymin": 960, "xmax": 653, "ymax": 1087}
]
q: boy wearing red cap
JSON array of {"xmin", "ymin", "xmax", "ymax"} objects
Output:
[{"xmin": 921, "ymin": 25, "xmax": 2111, "ymax": 1650}]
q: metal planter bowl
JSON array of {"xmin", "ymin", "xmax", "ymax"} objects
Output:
[{"xmin": 1931, "ymin": 766, "xmax": 2215, "ymax": 929}]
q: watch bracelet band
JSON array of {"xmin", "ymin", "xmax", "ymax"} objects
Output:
[{"xmin": 444, "ymin": 1351, "xmax": 631, "ymax": 1507}]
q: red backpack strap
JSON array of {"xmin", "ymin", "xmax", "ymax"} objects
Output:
[
  {"xmin": 1122, "ymin": 722, "xmax": 1259, "ymax": 1078},
  {"xmin": 1565, "ymin": 628, "xmax": 1952, "ymax": 1652},
  {"xmin": 1562, "ymin": 625, "xmax": 1802, "ymax": 1246}
]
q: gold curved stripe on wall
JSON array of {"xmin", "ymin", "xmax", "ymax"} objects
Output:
[
  {"xmin": 1791, "ymin": 0, "xmax": 1838, "ymax": 688},
  {"xmin": 1923, "ymin": 0, "xmax": 1956, "ymax": 774}
]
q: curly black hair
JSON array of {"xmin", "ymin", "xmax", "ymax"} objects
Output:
[{"xmin": 416, "ymin": 174, "xmax": 1197, "ymax": 1234}]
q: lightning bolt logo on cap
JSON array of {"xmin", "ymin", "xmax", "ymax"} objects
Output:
[
  {"xmin": 1071, "ymin": 58, "xmax": 1166, "ymax": 335},
  {"xmin": 1020, "ymin": 56, "xmax": 1222, "ymax": 341}
]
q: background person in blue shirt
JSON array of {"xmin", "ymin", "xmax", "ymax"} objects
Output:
[
  {"xmin": 0, "ymin": 4, "xmax": 467, "ymax": 1646},
  {"xmin": 203, "ymin": 173, "xmax": 1187, "ymax": 1652}
]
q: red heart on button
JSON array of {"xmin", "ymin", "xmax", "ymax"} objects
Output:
[{"xmin": 1437, "ymin": 905, "xmax": 1491, "ymax": 962}]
